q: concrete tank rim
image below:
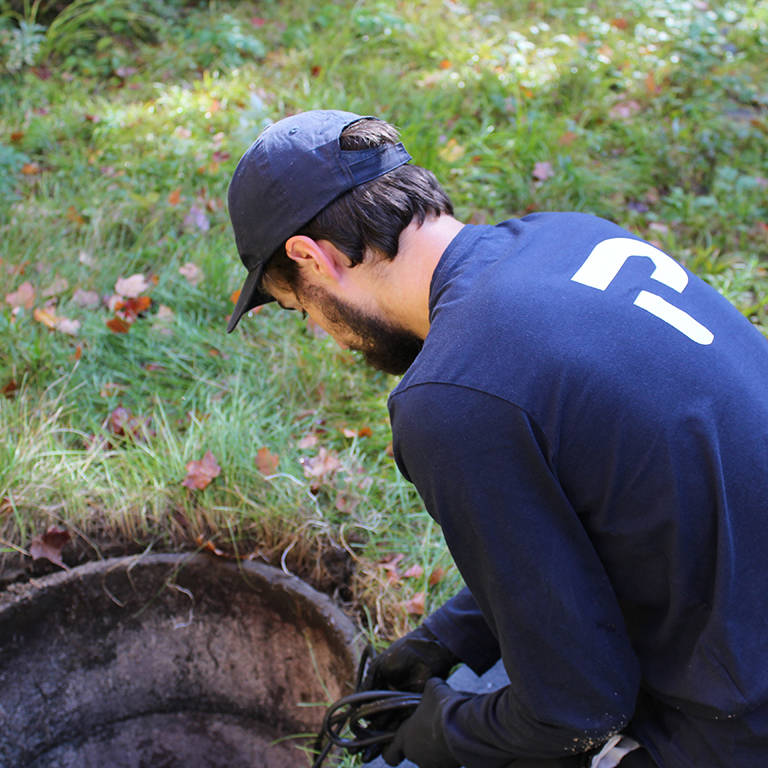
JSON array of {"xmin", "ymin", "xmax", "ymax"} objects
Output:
[{"xmin": 0, "ymin": 552, "xmax": 362, "ymax": 655}]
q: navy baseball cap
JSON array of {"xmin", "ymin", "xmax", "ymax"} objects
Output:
[{"xmin": 226, "ymin": 109, "xmax": 412, "ymax": 332}]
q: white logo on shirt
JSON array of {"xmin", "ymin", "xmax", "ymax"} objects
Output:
[{"xmin": 571, "ymin": 237, "xmax": 714, "ymax": 345}]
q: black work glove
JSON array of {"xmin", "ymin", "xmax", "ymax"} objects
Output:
[
  {"xmin": 362, "ymin": 624, "xmax": 460, "ymax": 694},
  {"xmin": 382, "ymin": 677, "xmax": 467, "ymax": 768},
  {"xmin": 359, "ymin": 625, "xmax": 460, "ymax": 763}
]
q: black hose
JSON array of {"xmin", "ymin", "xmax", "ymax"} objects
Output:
[{"xmin": 311, "ymin": 646, "xmax": 422, "ymax": 767}]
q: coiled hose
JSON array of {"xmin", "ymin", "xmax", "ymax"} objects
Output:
[{"xmin": 312, "ymin": 645, "xmax": 422, "ymax": 767}]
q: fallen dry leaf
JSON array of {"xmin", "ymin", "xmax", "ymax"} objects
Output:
[
  {"xmin": 33, "ymin": 306, "xmax": 57, "ymax": 329},
  {"xmin": 297, "ymin": 433, "xmax": 319, "ymax": 450},
  {"xmin": 5, "ymin": 281, "xmax": 35, "ymax": 309},
  {"xmin": 106, "ymin": 316, "xmax": 131, "ymax": 333},
  {"xmin": 2, "ymin": 379, "xmax": 19, "ymax": 398},
  {"xmin": 255, "ymin": 446, "xmax": 280, "ymax": 475},
  {"xmin": 403, "ymin": 591, "xmax": 426, "ymax": 615},
  {"xmin": 300, "ymin": 446, "xmax": 342, "ymax": 481},
  {"xmin": 182, "ymin": 450, "xmax": 221, "ymax": 490},
  {"xmin": 115, "ymin": 295, "xmax": 151, "ymax": 321},
  {"xmin": 168, "ymin": 188, "xmax": 181, "ymax": 206},
  {"xmin": 115, "ymin": 273, "xmax": 149, "ymax": 298},
  {"xmin": 403, "ymin": 564, "xmax": 424, "ymax": 579},
  {"xmin": 428, "ymin": 566, "xmax": 446, "ymax": 586},
  {"xmin": 29, "ymin": 526, "xmax": 71, "ymax": 568}
]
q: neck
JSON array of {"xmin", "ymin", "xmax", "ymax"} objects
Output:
[{"xmin": 375, "ymin": 214, "xmax": 465, "ymax": 338}]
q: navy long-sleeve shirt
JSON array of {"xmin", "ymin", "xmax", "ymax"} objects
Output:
[{"xmin": 388, "ymin": 214, "xmax": 768, "ymax": 767}]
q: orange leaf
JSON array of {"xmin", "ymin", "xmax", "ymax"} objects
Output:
[
  {"xmin": 106, "ymin": 316, "xmax": 131, "ymax": 333},
  {"xmin": 182, "ymin": 449, "xmax": 221, "ymax": 490},
  {"xmin": 33, "ymin": 307, "xmax": 57, "ymax": 329},
  {"xmin": 403, "ymin": 591, "xmax": 426, "ymax": 615},
  {"xmin": 439, "ymin": 59, "xmax": 451, "ymax": 69},
  {"xmin": 256, "ymin": 446, "xmax": 280, "ymax": 475},
  {"xmin": 428, "ymin": 566, "xmax": 445, "ymax": 586},
  {"xmin": 168, "ymin": 188, "xmax": 181, "ymax": 206},
  {"xmin": 230, "ymin": 288, "xmax": 241, "ymax": 304},
  {"xmin": 115, "ymin": 295, "xmax": 151, "ymax": 319},
  {"xmin": 611, "ymin": 17, "xmax": 629, "ymax": 29},
  {"xmin": 357, "ymin": 426, "xmax": 372, "ymax": 438},
  {"xmin": 10, "ymin": 131, "xmax": 24, "ymax": 142},
  {"xmin": 21, "ymin": 162, "xmax": 40, "ymax": 175},
  {"xmin": 66, "ymin": 206, "xmax": 85, "ymax": 225}
]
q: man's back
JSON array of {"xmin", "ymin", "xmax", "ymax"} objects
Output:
[{"xmin": 389, "ymin": 212, "xmax": 768, "ymax": 766}]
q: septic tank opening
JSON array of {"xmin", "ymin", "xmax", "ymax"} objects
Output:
[{"xmin": 0, "ymin": 554, "xmax": 359, "ymax": 768}]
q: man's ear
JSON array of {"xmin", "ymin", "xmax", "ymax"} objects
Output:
[{"xmin": 284, "ymin": 236, "xmax": 348, "ymax": 284}]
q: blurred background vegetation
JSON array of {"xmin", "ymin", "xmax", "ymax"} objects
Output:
[{"xmin": 1, "ymin": 0, "xmax": 766, "ymax": 640}]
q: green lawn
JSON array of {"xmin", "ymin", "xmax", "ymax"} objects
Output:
[{"xmin": 1, "ymin": 0, "xmax": 766, "ymax": 641}]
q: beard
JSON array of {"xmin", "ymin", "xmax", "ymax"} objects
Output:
[{"xmin": 302, "ymin": 286, "xmax": 423, "ymax": 376}]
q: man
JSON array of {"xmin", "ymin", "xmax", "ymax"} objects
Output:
[{"xmin": 225, "ymin": 110, "xmax": 768, "ymax": 768}]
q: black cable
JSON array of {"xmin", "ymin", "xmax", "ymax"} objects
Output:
[{"xmin": 312, "ymin": 645, "xmax": 422, "ymax": 768}]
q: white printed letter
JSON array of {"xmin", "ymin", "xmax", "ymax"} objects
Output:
[{"xmin": 571, "ymin": 237, "xmax": 714, "ymax": 345}]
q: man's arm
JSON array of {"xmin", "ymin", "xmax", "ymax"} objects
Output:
[
  {"xmin": 389, "ymin": 382, "xmax": 641, "ymax": 765},
  {"xmin": 424, "ymin": 587, "xmax": 501, "ymax": 676}
]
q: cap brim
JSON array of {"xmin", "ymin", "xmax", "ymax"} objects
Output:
[{"xmin": 226, "ymin": 268, "xmax": 274, "ymax": 332}]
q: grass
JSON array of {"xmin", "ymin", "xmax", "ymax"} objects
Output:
[{"xmin": 1, "ymin": 0, "xmax": 767, "ymax": 652}]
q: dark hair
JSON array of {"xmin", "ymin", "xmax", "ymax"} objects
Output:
[{"xmin": 264, "ymin": 117, "xmax": 453, "ymax": 291}]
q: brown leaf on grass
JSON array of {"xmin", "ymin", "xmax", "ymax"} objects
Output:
[
  {"xmin": 32, "ymin": 306, "xmax": 79, "ymax": 335},
  {"xmin": 33, "ymin": 306, "xmax": 57, "ymax": 329},
  {"xmin": 65, "ymin": 206, "xmax": 85, "ymax": 226},
  {"xmin": 341, "ymin": 425, "xmax": 373, "ymax": 439},
  {"xmin": 168, "ymin": 188, "xmax": 181, "ymax": 206},
  {"xmin": 403, "ymin": 564, "xmax": 424, "ymax": 579},
  {"xmin": 255, "ymin": 446, "xmax": 280, "ymax": 475},
  {"xmin": 229, "ymin": 288, "xmax": 241, "ymax": 304},
  {"xmin": 115, "ymin": 273, "xmax": 149, "ymax": 298},
  {"xmin": 300, "ymin": 446, "xmax": 342, "ymax": 481},
  {"xmin": 558, "ymin": 130, "xmax": 578, "ymax": 146},
  {"xmin": 109, "ymin": 406, "xmax": 150, "ymax": 440},
  {"xmin": 21, "ymin": 162, "xmax": 40, "ymax": 175},
  {"xmin": 297, "ymin": 433, "xmax": 319, "ymax": 450},
  {"xmin": 29, "ymin": 526, "xmax": 71, "ymax": 569},
  {"xmin": 428, "ymin": 567, "xmax": 446, "ymax": 586},
  {"xmin": 114, "ymin": 295, "xmax": 151, "ymax": 321},
  {"xmin": 106, "ymin": 316, "xmax": 131, "ymax": 333},
  {"xmin": 5, "ymin": 281, "xmax": 35, "ymax": 309},
  {"xmin": 2, "ymin": 379, "xmax": 18, "ymax": 398},
  {"xmin": 182, "ymin": 450, "xmax": 221, "ymax": 490},
  {"xmin": 380, "ymin": 553, "xmax": 405, "ymax": 585},
  {"xmin": 403, "ymin": 591, "xmax": 426, "ymax": 615}
]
